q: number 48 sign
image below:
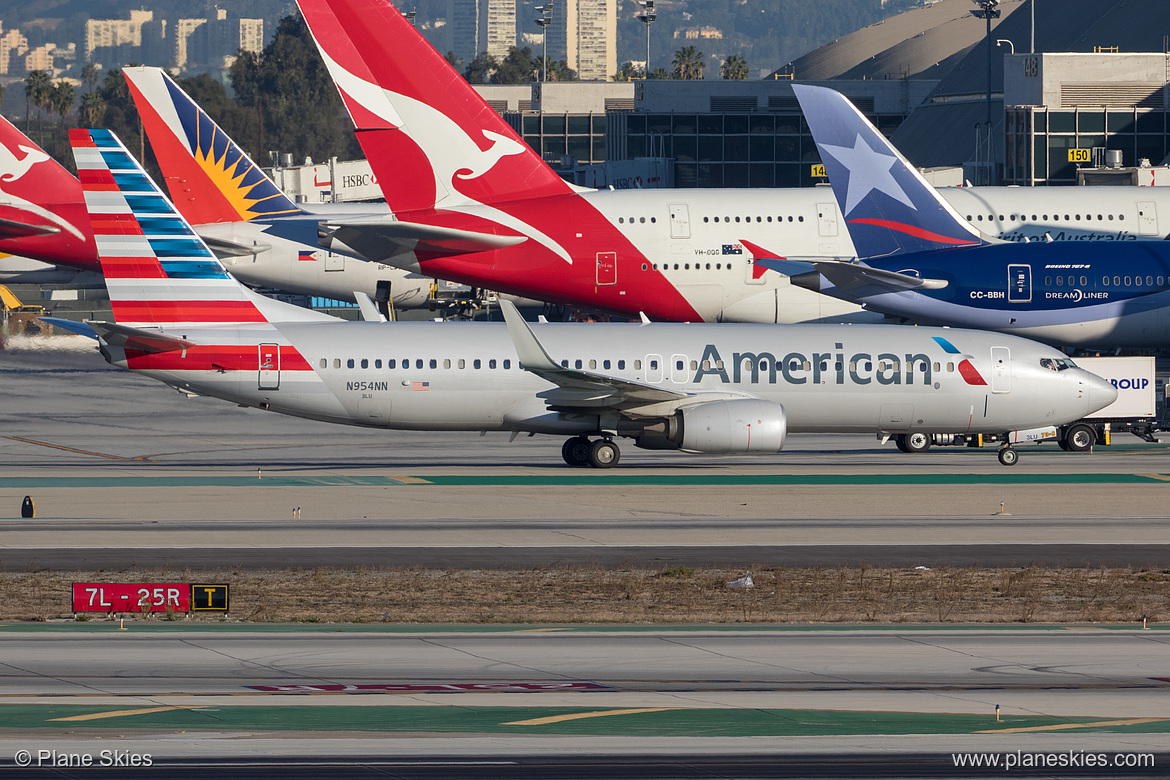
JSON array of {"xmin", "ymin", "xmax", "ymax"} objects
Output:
[{"xmin": 72, "ymin": 583, "xmax": 229, "ymax": 613}]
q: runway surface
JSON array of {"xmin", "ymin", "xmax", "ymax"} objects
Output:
[{"xmin": 2, "ymin": 337, "xmax": 1168, "ymax": 570}]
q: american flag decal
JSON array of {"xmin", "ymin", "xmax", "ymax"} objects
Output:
[{"xmin": 411, "ymin": 381, "xmax": 430, "ymax": 391}]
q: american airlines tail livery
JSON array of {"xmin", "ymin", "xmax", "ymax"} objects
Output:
[
  {"xmin": 69, "ymin": 127, "xmax": 1115, "ymax": 467},
  {"xmin": 297, "ymin": 0, "xmax": 1170, "ymax": 326},
  {"xmin": 750, "ymin": 85, "xmax": 1170, "ymax": 348}
]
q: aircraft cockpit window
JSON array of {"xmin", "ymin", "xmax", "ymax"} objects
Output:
[{"xmin": 1040, "ymin": 358, "xmax": 1056, "ymax": 371}]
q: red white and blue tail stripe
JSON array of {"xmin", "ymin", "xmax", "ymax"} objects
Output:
[{"xmin": 70, "ymin": 128, "xmax": 326, "ymax": 330}]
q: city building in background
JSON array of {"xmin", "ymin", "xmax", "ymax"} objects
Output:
[
  {"xmin": 545, "ymin": 0, "xmax": 616, "ymax": 81},
  {"xmin": 449, "ymin": 0, "xmax": 517, "ymax": 65}
]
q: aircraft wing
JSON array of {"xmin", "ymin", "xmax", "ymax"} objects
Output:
[
  {"xmin": 88, "ymin": 321, "xmax": 197, "ymax": 354},
  {"xmin": 742, "ymin": 240, "xmax": 947, "ymax": 292},
  {"xmin": 320, "ymin": 219, "xmax": 527, "ymax": 263},
  {"xmin": 0, "ymin": 216, "xmax": 59, "ymax": 239},
  {"xmin": 499, "ymin": 300, "xmax": 691, "ymax": 412}
]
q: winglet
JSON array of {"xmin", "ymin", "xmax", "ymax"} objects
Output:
[
  {"xmin": 792, "ymin": 84, "xmax": 985, "ymax": 259},
  {"xmin": 499, "ymin": 300, "xmax": 560, "ymax": 372}
]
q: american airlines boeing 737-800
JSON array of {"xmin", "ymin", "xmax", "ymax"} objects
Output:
[{"xmin": 66, "ymin": 127, "xmax": 1115, "ymax": 467}]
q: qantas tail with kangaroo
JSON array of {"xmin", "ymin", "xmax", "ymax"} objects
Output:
[{"xmin": 0, "ymin": 116, "xmax": 97, "ymax": 269}]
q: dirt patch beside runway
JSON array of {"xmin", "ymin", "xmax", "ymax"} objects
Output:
[{"xmin": 2, "ymin": 565, "xmax": 1169, "ymax": 624}]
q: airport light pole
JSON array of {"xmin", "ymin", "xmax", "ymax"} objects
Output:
[
  {"xmin": 636, "ymin": 0, "xmax": 656, "ymax": 78},
  {"xmin": 971, "ymin": 0, "xmax": 1001, "ymax": 128},
  {"xmin": 535, "ymin": 2, "xmax": 553, "ymax": 82}
]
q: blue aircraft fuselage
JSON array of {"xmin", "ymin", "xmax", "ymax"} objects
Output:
[{"xmin": 827, "ymin": 241, "xmax": 1170, "ymax": 348}]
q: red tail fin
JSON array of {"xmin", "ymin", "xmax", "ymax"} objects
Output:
[
  {"xmin": 297, "ymin": 0, "xmax": 575, "ymax": 214},
  {"xmin": 0, "ymin": 116, "xmax": 98, "ymax": 270}
]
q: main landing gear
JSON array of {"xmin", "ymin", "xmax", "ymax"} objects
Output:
[{"xmin": 561, "ymin": 436, "xmax": 621, "ymax": 468}]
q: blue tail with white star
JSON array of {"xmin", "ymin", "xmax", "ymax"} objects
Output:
[{"xmin": 793, "ymin": 84, "xmax": 986, "ymax": 259}]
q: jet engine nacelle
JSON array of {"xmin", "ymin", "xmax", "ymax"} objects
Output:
[{"xmin": 677, "ymin": 399, "xmax": 787, "ymax": 454}]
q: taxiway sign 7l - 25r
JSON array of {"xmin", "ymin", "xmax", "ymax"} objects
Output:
[{"xmin": 69, "ymin": 127, "xmax": 1115, "ymax": 467}]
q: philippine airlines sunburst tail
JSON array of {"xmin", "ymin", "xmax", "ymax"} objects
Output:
[
  {"xmin": 0, "ymin": 116, "xmax": 98, "ymax": 269},
  {"xmin": 122, "ymin": 66, "xmax": 303, "ymax": 225},
  {"xmin": 792, "ymin": 84, "xmax": 986, "ymax": 259}
]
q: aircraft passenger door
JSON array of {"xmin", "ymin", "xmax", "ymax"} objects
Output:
[
  {"xmin": 1137, "ymin": 201, "xmax": 1158, "ymax": 236},
  {"xmin": 324, "ymin": 252, "xmax": 345, "ymax": 271},
  {"xmin": 670, "ymin": 354, "xmax": 689, "ymax": 384},
  {"xmin": 816, "ymin": 202, "xmax": 839, "ymax": 237},
  {"xmin": 596, "ymin": 252, "xmax": 617, "ymax": 285},
  {"xmin": 990, "ymin": 347, "xmax": 1011, "ymax": 394},
  {"xmin": 646, "ymin": 354, "xmax": 663, "ymax": 383},
  {"xmin": 668, "ymin": 204, "xmax": 691, "ymax": 239},
  {"xmin": 1007, "ymin": 264, "xmax": 1031, "ymax": 303},
  {"xmin": 258, "ymin": 343, "xmax": 280, "ymax": 390}
]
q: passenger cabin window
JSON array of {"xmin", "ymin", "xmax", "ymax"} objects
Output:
[
  {"xmin": 489, "ymin": 359, "xmax": 497, "ymax": 369},
  {"xmin": 503, "ymin": 359, "xmax": 511, "ymax": 369},
  {"xmin": 361, "ymin": 359, "xmax": 369, "ymax": 368},
  {"xmin": 415, "ymin": 359, "xmax": 423, "ymax": 369},
  {"xmin": 347, "ymin": 359, "xmax": 355, "ymax": 368},
  {"xmin": 319, "ymin": 359, "xmax": 327, "ymax": 369},
  {"xmin": 474, "ymin": 359, "xmax": 482, "ymax": 369},
  {"xmin": 443, "ymin": 359, "xmax": 451, "ymax": 369},
  {"xmin": 618, "ymin": 360, "xmax": 626, "ymax": 369},
  {"xmin": 333, "ymin": 359, "xmax": 341, "ymax": 368},
  {"xmin": 458, "ymin": 359, "xmax": 465, "ymax": 369},
  {"xmin": 634, "ymin": 359, "xmax": 642, "ymax": 370}
]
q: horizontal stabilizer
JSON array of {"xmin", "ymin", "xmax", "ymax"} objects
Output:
[
  {"xmin": 742, "ymin": 240, "xmax": 946, "ymax": 292},
  {"xmin": 88, "ymin": 321, "xmax": 197, "ymax": 354},
  {"xmin": 36, "ymin": 317, "xmax": 97, "ymax": 339},
  {"xmin": 0, "ymin": 217, "xmax": 60, "ymax": 239},
  {"xmin": 320, "ymin": 219, "xmax": 527, "ymax": 263},
  {"xmin": 198, "ymin": 234, "xmax": 270, "ymax": 258}
]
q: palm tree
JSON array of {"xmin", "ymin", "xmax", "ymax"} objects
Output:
[
  {"xmin": 50, "ymin": 81, "xmax": 75, "ymax": 131},
  {"xmin": 720, "ymin": 54, "xmax": 749, "ymax": 80},
  {"xmin": 81, "ymin": 63, "xmax": 102, "ymax": 93},
  {"xmin": 24, "ymin": 70, "xmax": 52, "ymax": 144},
  {"xmin": 672, "ymin": 46, "xmax": 704, "ymax": 80},
  {"xmin": 612, "ymin": 61, "xmax": 642, "ymax": 81},
  {"xmin": 80, "ymin": 90, "xmax": 105, "ymax": 127}
]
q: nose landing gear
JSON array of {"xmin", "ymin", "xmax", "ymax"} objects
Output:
[
  {"xmin": 997, "ymin": 445, "xmax": 1018, "ymax": 466},
  {"xmin": 561, "ymin": 436, "xmax": 621, "ymax": 468}
]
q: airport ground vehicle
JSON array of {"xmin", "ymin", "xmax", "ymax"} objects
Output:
[{"xmin": 0, "ymin": 283, "xmax": 48, "ymax": 335}]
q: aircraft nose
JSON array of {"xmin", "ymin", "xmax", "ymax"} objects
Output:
[{"xmin": 1083, "ymin": 371, "xmax": 1118, "ymax": 415}]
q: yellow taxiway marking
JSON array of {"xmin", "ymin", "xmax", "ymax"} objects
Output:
[
  {"xmin": 49, "ymin": 706, "xmax": 206, "ymax": 722},
  {"xmin": 509, "ymin": 628, "xmax": 572, "ymax": 633},
  {"xmin": 976, "ymin": 717, "xmax": 1168, "ymax": 734},
  {"xmin": 387, "ymin": 476, "xmax": 432, "ymax": 484},
  {"xmin": 3, "ymin": 436, "xmax": 139, "ymax": 461},
  {"xmin": 1138, "ymin": 474, "xmax": 1170, "ymax": 482},
  {"xmin": 504, "ymin": 708, "xmax": 680, "ymax": 726}
]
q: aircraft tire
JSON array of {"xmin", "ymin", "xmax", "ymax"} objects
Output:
[
  {"xmin": 997, "ymin": 447, "xmax": 1019, "ymax": 466},
  {"xmin": 562, "ymin": 437, "xmax": 592, "ymax": 467},
  {"xmin": 894, "ymin": 435, "xmax": 910, "ymax": 453},
  {"xmin": 903, "ymin": 432, "xmax": 931, "ymax": 453},
  {"xmin": 588, "ymin": 439, "xmax": 620, "ymax": 469},
  {"xmin": 1063, "ymin": 423, "xmax": 1095, "ymax": 453}
]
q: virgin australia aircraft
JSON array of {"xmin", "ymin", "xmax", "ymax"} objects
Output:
[
  {"xmin": 68, "ymin": 127, "xmax": 1115, "ymax": 467},
  {"xmin": 748, "ymin": 85, "xmax": 1170, "ymax": 349},
  {"xmin": 295, "ymin": 0, "xmax": 1170, "ymax": 327}
]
